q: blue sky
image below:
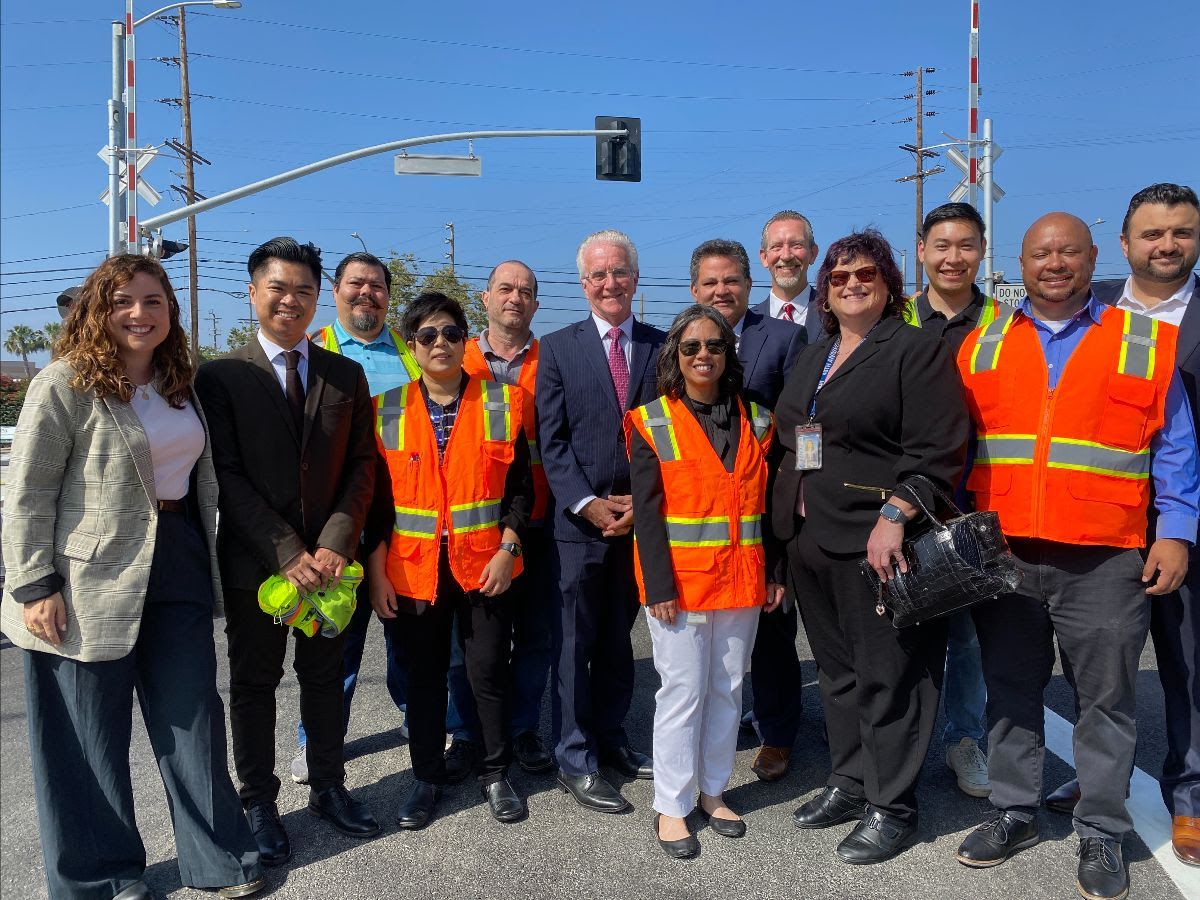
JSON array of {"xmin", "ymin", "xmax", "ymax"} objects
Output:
[{"xmin": 3, "ymin": 1, "xmax": 1199, "ymax": 362}]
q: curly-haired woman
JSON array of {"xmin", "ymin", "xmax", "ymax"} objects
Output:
[{"xmin": 1, "ymin": 255, "xmax": 263, "ymax": 900}]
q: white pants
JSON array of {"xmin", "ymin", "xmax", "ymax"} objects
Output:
[{"xmin": 647, "ymin": 605, "xmax": 761, "ymax": 818}]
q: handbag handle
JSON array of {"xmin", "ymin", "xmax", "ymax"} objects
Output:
[{"xmin": 894, "ymin": 474, "xmax": 965, "ymax": 531}]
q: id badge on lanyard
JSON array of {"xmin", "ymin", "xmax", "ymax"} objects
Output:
[{"xmin": 795, "ymin": 337, "xmax": 840, "ymax": 472}]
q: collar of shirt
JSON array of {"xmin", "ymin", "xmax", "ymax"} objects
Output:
[
  {"xmin": 915, "ymin": 284, "xmax": 985, "ymax": 324},
  {"xmin": 478, "ymin": 328, "xmax": 533, "ymax": 361},
  {"xmin": 1116, "ymin": 272, "xmax": 1196, "ymax": 325},
  {"xmin": 1018, "ymin": 292, "xmax": 1105, "ymax": 332},
  {"xmin": 769, "ymin": 286, "xmax": 812, "ymax": 320},
  {"xmin": 592, "ymin": 312, "xmax": 633, "ymax": 344},
  {"xmin": 333, "ymin": 319, "xmax": 394, "ymax": 350},
  {"xmin": 257, "ymin": 330, "xmax": 309, "ymax": 361}
]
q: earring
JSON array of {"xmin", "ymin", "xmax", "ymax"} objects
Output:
[{"xmin": 821, "ymin": 301, "xmax": 831, "ymax": 312}]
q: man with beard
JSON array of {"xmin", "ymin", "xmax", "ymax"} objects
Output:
[
  {"xmin": 1045, "ymin": 184, "xmax": 1200, "ymax": 867},
  {"xmin": 754, "ymin": 210, "xmax": 824, "ymax": 342},
  {"xmin": 288, "ymin": 251, "xmax": 421, "ymax": 785}
]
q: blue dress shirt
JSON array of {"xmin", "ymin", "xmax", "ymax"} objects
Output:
[
  {"xmin": 1017, "ymin": 294, "xmax": 1199, "ymax": 543},
  {"xmin": 322, "ymin": 320, "xmax": 415, "ymax": 397}
]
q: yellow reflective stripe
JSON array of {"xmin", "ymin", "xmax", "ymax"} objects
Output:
[
  {"xmin": 375, "ymin": 384, "xmax": 409, "ymax": 450},
  {"xmin": 1047, "ymin": 437, "xmax": 1151, "ymax": 479},
  {"xmin": 739, "ymin": 516, "xmax": 762, "ymax": 545},
  {"xmin": 978, "ymin": 297, "xmax": 999, "ymax": 329},
  {"xmin": 450, "ymin": 499, "xmax": 502, "ymax": 533},
  {"xmin": 904, "ymin": 296, "xmax": 921, "ymax": 327},
  {"xmin": 968, "ymin": 310, "xmax": 1016, "ymax": 374},
  {"xmin": 665, "ymin": 516, "xmax": 729, "ymax": 547},
  {"xmin": 393, "ymin": 505, "xmax": 438, "ymax": 539},
  {"xmin": 389, "ymin": 328, "xmax": 422, "ymax": 379},
  {"xmin": 1116, "ymin": 311, "xmax": 1158, "ymax": 380},
  {"xmin": 640, "ymin": 397, "xmax": 681, "ymax": 462},
  {"xmin": 480, "ymin": 381, "xmax": 515, "ymax": 443},
  {"xmin": 319, "ymin": 324, "xmax": 339, "ymax": 353},
  {"xmin": 974, "ymin": 433, "xmax": 1037, "ymax": 465},
  {"xmin": 527, "ymin": 437, "xmax": 541, "ymax": 465},
  {"xmin": 747, "ymin": 401, "xmax": 773, "ymax": 443}
]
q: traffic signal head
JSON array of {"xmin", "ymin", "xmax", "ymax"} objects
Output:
[{"xmin": 595, "ymin": 116, "xmax": 641, "ymax": 183}]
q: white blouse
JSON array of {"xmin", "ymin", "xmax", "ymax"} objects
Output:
[{"xmin": 129, "ymin": 383, "xmax": 205, "ymax": 501}]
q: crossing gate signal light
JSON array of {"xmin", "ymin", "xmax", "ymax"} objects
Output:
[{"xmin": 595, "ymin": 116, "xmax": 641, "ymax": 182}]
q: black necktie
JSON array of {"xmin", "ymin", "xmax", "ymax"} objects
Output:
[{"xmin": 284, "ymin": 349, "xmax": 305, "ymax": 431}]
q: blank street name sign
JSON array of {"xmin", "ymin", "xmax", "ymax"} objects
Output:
[{"xmin": 394, "ymin": 154, "xmax": 482, "ymax": 177}]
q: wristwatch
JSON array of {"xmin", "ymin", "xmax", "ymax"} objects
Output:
[
  {"xmin": 500, "ymin": 542, "xmax": 523, "ymax": 558},
  {"xmin": 879, "ymin": 502, "xmax": 910, "ymax": 524}
]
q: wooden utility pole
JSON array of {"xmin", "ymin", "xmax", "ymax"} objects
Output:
[
  {"xmin": 896, "ymin": 67, "xmax": 943, "ymax": 294},
  {"xmin": 178, "ymin": 7, "xmax": 200, "ymax": 363}
]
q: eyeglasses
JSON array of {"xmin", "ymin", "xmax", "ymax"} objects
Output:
[
  {"xmin": 828, "ymin": 266, "xmax": 878, "ymax": 288},
  {"xmin": 413, "ymin": 324, "xmax": 465, "ymax": 346},
  {"xmin": 679, "ymin": 338, "xmax": 729, "ymax": 357},
  {"xmin": 584, "ymin": 267, "xmax": 634, "ymax": 286}
]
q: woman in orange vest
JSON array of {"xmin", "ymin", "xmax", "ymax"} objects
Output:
[
  {"xmin": 366, "ymin": 292, "xmax": 534, "ymax": 829},
  {"xmin": 627, "ymin": 304, "xmax": 784, "ymax": 859}
]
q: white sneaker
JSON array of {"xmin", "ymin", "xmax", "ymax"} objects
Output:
[{"xmin": 946, "ymin": 737, "xmax": 991, "ymax": 798}]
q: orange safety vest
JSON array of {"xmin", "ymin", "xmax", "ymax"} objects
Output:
[
  {"xmin": 624, "ymin": 395, "xmax": 774, "ymax": 611},
  {"xmin": 462, "ymin": 337, "xmax": 550, "ymax": 526},
  {"xmin": 373, "ymin": 377, "xmax": 525, "ymax": 601},
  {"xmin": 312, "ymin": 323, "xmax": 421, "ymax": 380},
  {"xmin": 957, "ymin": 305, "xmax": 1177, "ymax": 548}
]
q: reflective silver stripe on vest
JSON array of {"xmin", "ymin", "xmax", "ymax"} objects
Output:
[
  {"xmin": 642, "ymin": 397, "xmax": 680, "ymax": 462},
  {"xmin": 739, "ymin": 516, "xmax": 762, "ymax": 544},
  {"xmin": 1118, "ymin": 311, "xmax": 1158, "ymax": 380},
  {"xmin": 969, "ymin": 310, "xmax": 1016, "ymax": 374},
  {"xmin": 665, "ymin": 517, "xmax": 728, "ymax": 547},
  {"xmin": 974, "ymin": 434, "xmax": 1037, "ymax": 464},
  {"xmin": 1047, "ymin": 438, "xmax": 1151, "ymax": 479},
  {"xmin": 480, "ymin": 381, "xmax": 512, "ymax": 443},
  {"xmin": 527, "ymin": 437, "xmax": 541, "ymax": 465},
  {"xmin": 376, "ymin": 385, "xmax": 408, "ymax": 451},
  {"xmin": 450, "ymin": 499, "xmax": 502, "ymax": 533},
  {"xmin": 746, "ymin": 402, "xmax": 772, "ymax": 443},
  {"xmin": 393, "ymin": 506, "xmax": 438, "ymax": 538}
]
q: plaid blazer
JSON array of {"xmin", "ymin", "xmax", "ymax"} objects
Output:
[{"xmin": 1, "ymin": 359, "xmax": 222, "ymax": 661}]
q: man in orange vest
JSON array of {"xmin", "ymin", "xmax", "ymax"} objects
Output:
[
  {"xmin": 445, "ymin": 260, "xmax": 557, "ymax": 778},
  {"xmin": 954, "ymin": 213, "xmax": 1198, "ymax": 900}
]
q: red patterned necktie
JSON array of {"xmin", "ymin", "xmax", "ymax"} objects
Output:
[
  {"xmin": 781, "ymin": 302, "xmax": 796, "ymax": 322},
  {"xmin": 607, "ymin": 327, "xmax": 629, "ymax": 408}
]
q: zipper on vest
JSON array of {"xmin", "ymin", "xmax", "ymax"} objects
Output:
[{"xmin": 843, "ymin": 482, "xmax": 890, "ymax": 500}]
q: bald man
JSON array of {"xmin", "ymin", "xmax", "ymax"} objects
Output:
[{"xmin": 952, "ymin": 213, "xmax": 1198, "ymax": 900}]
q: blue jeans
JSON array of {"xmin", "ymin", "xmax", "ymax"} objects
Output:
[
  {"xmin": 942, "ymin": 609, "xmax": 986, "ymax": 744},
  {"xmin": 297, "ymin": 571, "xmax": 408, "ymax": 747}
]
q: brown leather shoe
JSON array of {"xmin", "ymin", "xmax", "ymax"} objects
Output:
[
  {"xmin": 1173, "ymin": 816, "xmax": 1200, "ymax": 867},
  {"xmin": 751, "ymin": 745, "xmax": 791, "ymax": 782}
]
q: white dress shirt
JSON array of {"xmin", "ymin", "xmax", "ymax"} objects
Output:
[
  {"xmin": 257, "ymin": 330, "xmax": 309, "ymax": 395},
  {"xmin": 769, "ymin": 285, "xmax": 815, "ymax": 327},
  {"xmin": 571, "ymin": 313, "xmax": 635, "ymax": 516},
  {"xmin": 1115, "ymin": 272, "xmax": 1195, "ymax": 327}
]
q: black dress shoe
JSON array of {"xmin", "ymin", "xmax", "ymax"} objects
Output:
[
  {"xmin": 443, "ymin": 738, "xmax": 479, "ymax": 784},
  {"xmin": 956, "ymin": 811, "xmax": 1040, "ymax": 867},
  {"xmin": 556, "ymin": 771, "xmax": 631, "ymax": 813},
  {"xmin": 513, "ymin": 732, "xmax": 555, "ymax": 774},
  {"xmin": 599, "ymin": 745, "xmax": 653, "ymax": 779},
  {"xmin": 244, "ymin": 800, "xmax": 290, "ymax": 867},
  {"xmin": 307, "ymin": 785, "xmax": 380, "ymax": 838},
  {"xmin": 396, "ymin": 779, "xmax": 441, "ymax": 830},
  {"xmin": 792, "ymin": 786, "xmax": 868, "ymax": 830},
  {"xmin": 1047, "ymin": 778, "xmax": 1082, "ymax": 815},
  {"xmin": 1077, "ymin": 836, "xmax": 1128, "ymax": 900},
  {"xmin": 698, "ymin": 806, "xmax": 747, "ymax": 838},
  {"xmin": 483, "ymin": 778, "xmax": 527, "ymax": 822},
  {"xmin": 113, "ymin": 882, "xmax": 154, "ymax": 900},
  {"xmin": 655, "ymin": 814, "xmax": 700, "ymax": 859},
  {"xmin": 835, "ymin": 810, "xmax": 918, "ymax": 865}
]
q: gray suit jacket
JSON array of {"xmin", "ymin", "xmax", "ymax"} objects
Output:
[{"xmin": 1, "ymin": 359, "xmax": 222, "ymax": 661}]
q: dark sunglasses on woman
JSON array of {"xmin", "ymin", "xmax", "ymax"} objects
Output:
[
  {"xmin": 413, "ymin": 325, "xmax": 466, "ymax": 346},
  {"xmin": 828, "ymin": 265, "xmax": 878, "ymax": 288},
  {"xmin": 679, "ymin": 338, "xmax": 729, "ymax": 357}
]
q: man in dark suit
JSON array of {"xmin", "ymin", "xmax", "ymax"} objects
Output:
[
  {"xmin": 1050, "ymin": 183, "xmax": 1200, "ymax": 866},
  {"xmin": 689, "ymin": 238, "xmax": 807, "ymax": 781},
  {"xmin": 753, "ymin": 210, "xmax": 824, "ymax": 342},
  {"xmin": 537, "ymin": 229, "xmax": 666, "ymax": 813},
  {"xmin": 196, "ymin": 237, "xmax": 381, "ymax": 866}
]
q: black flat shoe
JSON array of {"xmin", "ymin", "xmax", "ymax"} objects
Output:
[
  {"xmin": 835, "ymin": 810, "xmax": 917, "ymax": 865},
  {"xmin": 655, "ymin": 814, "xmax": 700, "ymax": 859},
  {"xmin": 483, "ymin": 778, "xmax": 527, "ymax": 823},
  {"xmin": 1077, "ymin": 836, "xmax": 1128, "ymax": 900},
  {"xmin": 443, "ymin": 738, "xmax": 479, "ymax": 785},
  {"xmin": 792, "ymin": 786, "xmax": 868, "ymax": 830},
  {"xmin": 599, "ymin": 745, "xmax": 653, "ymax": 779},
  {"xmin": 513, "ymin": 732, "xmax": 555, "ymax": 774},
  {"xmin": 698, "ymin": 806, "xmax": 747, "ymax": 838},
  {"xmin": 556, "ymin": 771, "xmax": 631, "ymax": 813},
  {"xmin": 307, "ymin": 784, "xmax": 380, "ymax": 838},
  {"xmin": 956, "ymin": 811, "xmax": 1040, "ymax": 867},
  {"xmin": 396, "ymin": 779, "xmax": 441, "ymax": 830},
  {"xmin": 244, "ymin": 800, "xmax": 290, "ymax": 867}
]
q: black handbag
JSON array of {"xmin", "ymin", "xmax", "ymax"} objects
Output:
[{"xmin": 859, "ymin": 475, "xmax": 1022, "ymax": 628}]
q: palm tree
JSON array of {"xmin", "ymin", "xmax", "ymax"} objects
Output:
[{"xmin": 4, "ymin": 325, "xmax": 48, "ymax": 379}]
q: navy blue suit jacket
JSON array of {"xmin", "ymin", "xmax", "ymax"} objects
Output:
[
  {"xmin": 738, "ymin": 307, "xmax": 806, "ymax": 410},
  {"xmin": 752, "ymin": 286, "xmax": 824, "ymax": 344},
  {"xmin": 537, "ymin": 317, "xmax": 667, "ymax": 543}
]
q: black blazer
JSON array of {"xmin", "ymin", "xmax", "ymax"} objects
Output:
[
  {"xmin": 195, "ymin": 338, "xmax": 377, "ymax": 590},
  {"xmin": 770, "ymin": 316, "xmax": 968, "ymax": 555}
]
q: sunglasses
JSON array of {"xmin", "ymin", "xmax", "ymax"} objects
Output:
[
  {"xmin": 413, "ymin": 325, "xmax": 465, "ymax": 346},
  {"xmin": 828, "ymin": 265, "xmax": 879, "ymax": 288},
  {"xmin": 679, "ymin": 338, "xmax": 729, "ymax": 357}
]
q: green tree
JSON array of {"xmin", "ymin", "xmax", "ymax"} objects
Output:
[
  {"xmin": 4, "ymin": 324, "xmax": 48, "ymax": 379},
  {"xmin": 196, "ymin": 345, "xmax": 224, "ymax": 362},
  {"xmin": 227, "ymin": 325, "xmax": 256, "ymax": 350},
  {"xmin": 42, "ymin": 322, "xmax": 62, "ymax": 360},
  {"xmin": 382, "ymin": 252, "xmax": 487, "ymax": 335}
]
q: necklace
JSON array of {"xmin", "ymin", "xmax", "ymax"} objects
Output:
[{"xmin": 133, "ymin": 381, "xmax": 153, "ymax": 401}]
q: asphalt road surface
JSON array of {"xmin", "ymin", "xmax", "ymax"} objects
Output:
[{"xmin": 0, "ymin": 609, "xmax": 1190, "ymax": 900}]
